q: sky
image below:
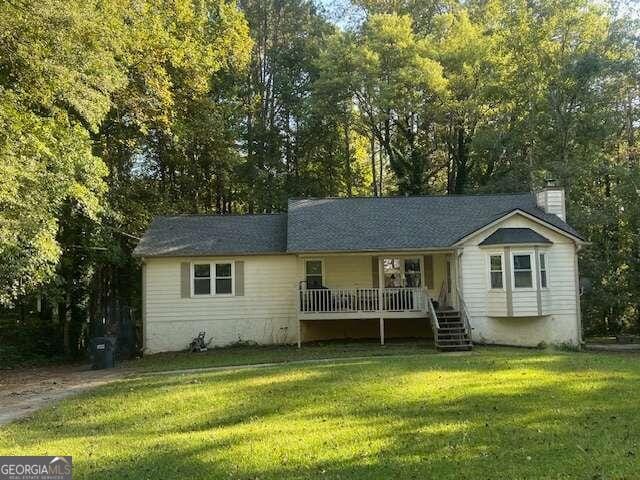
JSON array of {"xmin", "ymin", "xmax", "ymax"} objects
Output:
[
  {"xmin": 314, "ymin": 0, "xmax": 640, "ymax": 29},
  {"xmin": 314, "ymin": 0, "xmax": 365, "ymax": 28}
]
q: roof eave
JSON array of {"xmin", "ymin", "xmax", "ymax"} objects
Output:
[
  {"xmin": 478, "ymin": 242, "xmax": 553, "ymax": 248},
  {"xmin": 287, "ymin": 246, "xmax": 455, "ymax": 255},
  {"xmin": 134, "ymin": 250, "xmax": 290, "ymax": 258}
]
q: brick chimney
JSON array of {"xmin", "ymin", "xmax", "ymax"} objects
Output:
[{"xmin": 536, "ymin": 179, "xmax": 566, "ymax": 221}]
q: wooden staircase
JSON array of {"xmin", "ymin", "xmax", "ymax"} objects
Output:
[{"xmin": 435, "ymin": 309, "xmax": 473, "ymax": 351}]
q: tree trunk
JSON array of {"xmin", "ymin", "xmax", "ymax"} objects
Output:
[
  {"xmin": 63, "ymin": 289, "xmax": 72, "ymax": 356},
  {"xmin": 454, "ymin": 125, "xmax": 468, "ymax": 194},
  {"xmin": 370, "ymin": 135, "xmax": 378, "ymax": 196},
  {"xmin": 344, "ymin": 123, "xmax": 353, "ymax": 197}
]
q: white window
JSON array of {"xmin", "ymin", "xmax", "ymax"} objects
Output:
[
  {"xmin": 192, "ymin": 262, "xmax": 234, "ymax": 296},
  {"xmin": 383, "ymin": 258, "xmax": 402, "ymax": 287},
  {"xmin": 512, "ymin": 253, "xmax": 533, "ymax": 288},
  {"xmin": 215, "ymin": 263, "xmax": 233, "ymax": 294},
  {"xmin": 539, "ymin": 253, "xmax": 548, "ymax": 288},
  {"xmin": 193, "ymin": 264, "xmax": 211, "ymax": 295},
  {"xmin": 305, "ymin": 260, "xmax": 324, "ymax": 289},
  {"xmin": 489, "ymin": 255, "xmax": 504, "ymax": 289}
]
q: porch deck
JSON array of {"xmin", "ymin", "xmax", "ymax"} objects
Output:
[{"xmin": 296, "ymin": 286, "xmax": 472, "ymax": 351}]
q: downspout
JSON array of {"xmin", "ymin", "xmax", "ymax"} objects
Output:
[
  {"xmin": 574, "ymin": 244, "xmax": 584, "ymax": 348},
  {"xmin": 141, "ymin": 257, "xmax": 147, "ymax": 354}
]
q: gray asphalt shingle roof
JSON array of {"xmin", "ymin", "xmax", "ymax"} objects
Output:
[
  {"xmin": 133, "ymin": 214, "xmax": 287, "ymax": 257},
  {"xmin": 134, "ymin": 193, "xmax": 584, "ymax": 257},
  {"xmin": 478, "ymin": 228, "xmax": 553, "ymax": 246},
  {"xmin": 286, "ymin": 193, "xmax": 583, "ymax": 253}
]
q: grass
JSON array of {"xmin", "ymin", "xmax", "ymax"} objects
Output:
[
  {"xmin": 124, "ymin": 340, "xmax": 436, "ymax": 372},
  {"xmin": 1, "ymin": 347, "xmax": 639, "ymax": 479}
]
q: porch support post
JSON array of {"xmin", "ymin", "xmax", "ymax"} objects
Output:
[{"xmin": 378, "ymin": 257, "xmax": 384, "ymax": 346}]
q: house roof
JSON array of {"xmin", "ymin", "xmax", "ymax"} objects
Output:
[
  {"xmin": 133, "ymin": 213, "xmax": 287, "ymax": 257},
  {"xmin": 286, "ymin": 193, "xmax": 583, "ymax": 253},
  {"xmin": 478, "ymin": 228, "xmax": 553, "ymax": 246},
  {"xmin": 134, "ymin": 193, "xmax": 584, "ymax": 257}
]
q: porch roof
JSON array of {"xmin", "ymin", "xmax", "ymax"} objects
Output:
[{"xmin": 287, "ymin": 194, "xmax": 583, "ymax": 253}]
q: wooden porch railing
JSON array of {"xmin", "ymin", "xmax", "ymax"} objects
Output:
[
  {"xmin": 298, "ymin": 287, "xmax": 426, "ymax": 314},
  {"xmin": 425, "ymin": 289, "xmax": 440, "ymax": 346}
]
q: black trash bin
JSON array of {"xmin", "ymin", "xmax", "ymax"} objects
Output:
[{"xmin": 90, "ymin": 336, "xmax": 117, "ymax": 369}]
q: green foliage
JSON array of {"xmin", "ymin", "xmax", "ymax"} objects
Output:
[
  {"xmin": 0, "ymin": 312, "xmax": 66, "ymax": 368},
  {"xmin": 0, "ymin": 0, "xmax": 638, "ymax": 349},
  {"xmin": 318, "ymin": 13, "xmax": 449, "ymax": 194},
  {"xmin": 0, "ymin": 0, "xmax": 253, "ymax": 356}
]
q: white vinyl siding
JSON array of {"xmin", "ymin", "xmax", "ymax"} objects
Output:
[
  {"xmin": 306, "ymin": 255, "xmax": 438, "ymax": 292},
  {"xmin": 536, "ymin": 189, "xmax": 566, "ymax": 221},
  {"xmin": 145, "ymin": 255, "xmax": 298, "ymax": 353},
  {"xmin": 322, "ymin": 256, "xmax": 372, "ymax": 289},
  {"xmin": 459, "ymin": 213, "xmax": 580, "ymax": 347}
]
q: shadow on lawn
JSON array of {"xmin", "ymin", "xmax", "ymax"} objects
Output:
[{"xmin": 6, "ymin": 352, "xmax": 640, "ymax": 479}]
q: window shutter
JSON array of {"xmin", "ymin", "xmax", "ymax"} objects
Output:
[
  {"xmin": 371, "ymin": 256, "xmax": 379, "ymax": 288},
  {"xmin": 424, "ymin": 255, "xmax": 434, "ymax": 289},
  {"xmin": 235, "ymin": 261, "xmax": 245, "ymax": 296},
  {"xmin": 180, "ymin": 262, "xmax": 190, "ymax": 298}
]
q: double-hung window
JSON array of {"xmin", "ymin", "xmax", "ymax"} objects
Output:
[
  {"xmin": 539, "ymin": 253, "xmax": 548, "ymax": 288},
  {"xmin": 513, "ymin": 253, "xmax": 533, "ymax": 288},
  {"xmin": 192, "ymin": 262, "xmax": 234, "ymax": 296},
  {"xmin": 305, "ymin": 260, "xmax": 324, "ymax": 289},
  {"xmin": 404, "ymin": 258, "xmax": 422, "ymax": 287},
  {"xmin": 193, "ymin": 264, "xmax": 212, "ymax": 295},
  {"xmin": 489, "ymin": 255, "xmax": 504, "ymax": 289},
  {"xmin": 215, "ymin": 263, "xmax": 233, "ymax": 294}
]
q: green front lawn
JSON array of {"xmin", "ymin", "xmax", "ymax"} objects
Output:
[
  {"xmin": 1, "ymin": 348, "xmax": 639, "ymax": 479},
  {"xmin": 125, "ymin": 340, "xmax": 436, "ymax": 372}
]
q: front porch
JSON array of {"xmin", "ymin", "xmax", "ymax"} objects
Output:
[{"xmin": 295, "ymin": 253, "xmax": 472, "ymax": 350}]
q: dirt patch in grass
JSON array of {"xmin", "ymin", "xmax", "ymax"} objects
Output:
[{"xmin": 0, "ymin": 364, "xmax": 130, "ymax": 425}]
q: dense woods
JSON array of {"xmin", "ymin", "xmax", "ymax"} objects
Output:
[{"xmin": 0, "ymin": 0, "xmax": 638, "ymax": 361}]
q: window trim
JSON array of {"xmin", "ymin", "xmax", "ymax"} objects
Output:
[
  {"xmin": 511, "ymin": 251, "xmax": 535, "ymax": 290},
  {"xmin": 191, "ymin": 261, "xmax": 235, "ymax": 297},
  {"xmin": 538, "ymin": 252, "xmax": 549, "ymax": 289},
  {"xmin": 487, "ymin": 253, "xmax": 505, "ymax": 291},
  {"xmin": 304, "ymin": 258, "xmax": 325, "ymax": 289}
]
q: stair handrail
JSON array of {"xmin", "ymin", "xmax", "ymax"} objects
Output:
[
  {"xmin": 424, "ymin": 288, "xmax": 440, "ymax": 347},
  {"xmin": 437, "ymin": 280, "xmax": 447, "ymax": 307},
  {"xmin": 455, "ymin": 286, "xmax": 472, "ymax": 337}
]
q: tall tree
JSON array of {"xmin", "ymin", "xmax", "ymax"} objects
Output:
[
  {"xmin": 319, "ymin": 14, "xmax": 448, "ymax": 194},
  {"xmin": 0, "ymin": 0, "xmax": 128, "ymax": 304}
]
